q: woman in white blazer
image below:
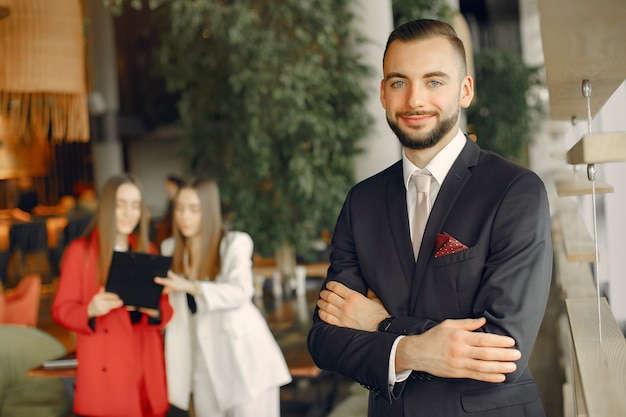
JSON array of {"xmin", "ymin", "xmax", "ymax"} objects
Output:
[{"xmin": 156, "ymin": 178, "xmax": 291, "ymax": 417}]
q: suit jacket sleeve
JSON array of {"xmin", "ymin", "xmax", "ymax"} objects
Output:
[
  {"xmin": 308, "ymin": 163, "xmax": 552, "ymax": 398},
  {"xmin": 462, "ymin": 171, "xmax": 551, "ymax": 382},
  {"xmin": 308, "ymin": 188, "xmax": 401, "ymax": 401}
]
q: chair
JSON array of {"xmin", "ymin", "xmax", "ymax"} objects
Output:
[
  {"xmin": 62, "ymin": 214, "xmax": 91, "ymax": 246},
  {"xmin": 0, "ymin": 325, "xmax": 71, "ymax": 417},
  {"xmin": 8, "ymin": 220, "xmax": 50, "ymax": 285},
  {"xmin": 1, "ymin": 274, "xmax": 41, "ymax": 327}
]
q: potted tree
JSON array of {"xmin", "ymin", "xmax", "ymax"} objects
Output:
[{"xmin": 109, "ymin": 0, "xmax": 372, "ymax": 282}]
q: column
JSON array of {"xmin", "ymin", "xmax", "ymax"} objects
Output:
[
  {"xmin": 349, "ymin": 0, "xmax": 400, "ymax": 182},
  {"xmin": 85, "ymin": 0, "xmax": 124, "ymax": 193}
]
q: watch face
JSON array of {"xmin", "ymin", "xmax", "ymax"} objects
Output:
[{"xmin": 378, "ymin": 317, "xmax": 393, "ymax": 332}]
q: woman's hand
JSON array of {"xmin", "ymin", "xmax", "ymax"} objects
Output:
[
  {"xmin": 126, "ymin": 306, "xmax": 161, "ymax": 318},
  {"xmin": 154, "ymin": 270, "xmax": 198, "ymax": 295},
  {"xmin": 88, "ymin": 287, "xmax": 123, "ymax": 317}
]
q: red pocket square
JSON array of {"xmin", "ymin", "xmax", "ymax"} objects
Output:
[{"xmin": 434, "ymin": 233, "xmax": 469, "ymax": 258}]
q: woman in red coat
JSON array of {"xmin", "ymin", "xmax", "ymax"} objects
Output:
[{"xmin": 53, "ymin": 173, "xmax": 173, "ymax": 417}]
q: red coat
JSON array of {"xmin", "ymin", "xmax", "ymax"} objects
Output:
[{"xmin": 53, "ymin": 231, "xmax": 173, "ymax": 417}]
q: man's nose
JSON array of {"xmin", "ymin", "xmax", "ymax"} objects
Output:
[{"xmin": 407, "ymin": 84, "xmax": 426, "ymax": 108}]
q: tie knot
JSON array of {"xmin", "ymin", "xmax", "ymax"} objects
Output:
[{"xmin": 412, "ymin": 172, "xmax": 431, "ymax": 194}]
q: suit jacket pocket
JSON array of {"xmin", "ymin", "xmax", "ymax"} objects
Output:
[
  {"xmin": 432, "ymin": 245, "xmax": 478, "ymax": 267},
  {"xmin": 461, "ymin": 380, "xmax": 540, "ymax": 412}
]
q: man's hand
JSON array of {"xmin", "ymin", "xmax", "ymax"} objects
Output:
[
  {"xmin": 317, "ymin": 281, "xmax": 389, "ymax": 332},
  {"xmin": 88, "ymin": 287, "xmax": 123, "ymax": 317},
  {"xmin": 396, "ymin": 317, "xmax": 520, "ymax": 383}
]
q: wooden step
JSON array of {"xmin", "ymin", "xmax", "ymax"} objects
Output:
[
  {"xmin": 555, "ymin": 201, "xmax": 596, "ymax": 263},
  {"xmin": 566, "ymin": 132, "xmax": 626, "ymax": 165},
  {"xmin": 553, "ymin": 169, "xmax": 613, "ymax": 197}
]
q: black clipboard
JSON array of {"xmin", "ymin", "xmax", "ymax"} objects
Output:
[{"xmin": 105, "ymin": 251, "xmax": 172, "ymax": 310}]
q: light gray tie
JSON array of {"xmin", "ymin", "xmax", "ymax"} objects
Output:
[{"xmin": 412, "ymin": 172, "xmax": 432, "ymax": 259}]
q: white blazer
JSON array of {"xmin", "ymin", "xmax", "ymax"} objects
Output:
[{"xmin": 161, "ymin": 231, "xmax": 291, "ymax": 411}]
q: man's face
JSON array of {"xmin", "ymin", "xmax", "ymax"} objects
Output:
[{"xmin": 380, "ymin": 37, "xmax": 473, "ymax": 150}]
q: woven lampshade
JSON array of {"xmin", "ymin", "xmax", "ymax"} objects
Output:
[{"xmin": 0, "ymin": 0, "xmax": 88, "ymax": 143}]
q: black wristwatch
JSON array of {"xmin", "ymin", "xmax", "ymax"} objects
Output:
[{"xmin": 377, "ymin": 317, "xmax": 394, "ymax": 332}]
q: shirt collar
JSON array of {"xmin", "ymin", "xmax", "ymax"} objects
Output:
[{"xmin": 403, "ymin": 129, "xmax": 466, "ymax": 190}]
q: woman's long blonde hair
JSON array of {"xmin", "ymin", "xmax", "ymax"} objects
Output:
[
  {"xmin": 84, "ymin": 173, "xmax": 150, "ymax": 285},
  {"xmin": 170, "ymin": 178, "xmax": 224, "ymax": 281}
]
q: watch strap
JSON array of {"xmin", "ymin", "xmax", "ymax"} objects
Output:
[{"xmin": 377, "ymin": 316, "xmax": 394, "ymax": 332}]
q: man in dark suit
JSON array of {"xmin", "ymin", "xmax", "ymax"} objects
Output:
[{"xmin": 307, "ymin": 19, "xmax": 552, "ymax": 417}]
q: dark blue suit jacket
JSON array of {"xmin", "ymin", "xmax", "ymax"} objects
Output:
[{"xmin": 308, "ymin": 137, "xmax": 552, "ymax": 416}]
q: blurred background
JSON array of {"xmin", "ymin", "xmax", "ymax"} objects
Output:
[{"xmin": 0, "ymin": 1, "xmax": 625, "ymax": 416}]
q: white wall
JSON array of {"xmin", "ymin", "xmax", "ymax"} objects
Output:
[
  {"xmin": 127, "ymin": 136, "xmax": 184, "ymax": 219},
  {"xmin": 591, "ymin": 83, "xmax": 626, "ymax": 324},
  {"xmin": 349, "ymin": 0, "xmax": 400, "ymax": 182},
  {"xmin": 521, "ymin": 0, "xmax": 626, "ymax": 327}
]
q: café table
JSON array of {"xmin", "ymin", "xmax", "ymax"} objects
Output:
[
  {"xmin": 0, "ymin": 213, "xmax": 92, "ymax": 286},
  {"xmin": 30, "ymin": 287, "xmax": 326, "ymax": 380}
]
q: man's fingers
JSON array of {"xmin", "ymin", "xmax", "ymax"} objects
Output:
[
  {"xmin": 464, "ymin": 357, "xmax": 518, "ymax": 382},
  {"xmin": 442, "ymin": 318, "xmax": 518, "ymax": 348},
  {"xmin": 468, "ymin": 345, "xmax": 521, "ymax": 362},
  {"xmin": 317, "ymin": 306, "xmax": 344, "ymax": 327},
  {"xmin": 367, "ymin": 289, "xmax": 379, "ymax": 300},
  {"xmin": 466, "ymin": 370, "xmax": 507, "ymax": 383},
  {"xmin": 442, "ymin": 317, "xmax": 487, "ymax": 331},
  {"xmin": 325, "ymin": 280, "xmax": 354, "ymax": 298},
  {"xmin": 469, "ymin": 331, "xmax": 518, "ymax": 349},
  {"xmin": 320, "ymin": 289, "xmax": 346, "ymax": 308},
  {"xmin": 317, "ymin": 298, "xmax": 342, "ymax": 318}
]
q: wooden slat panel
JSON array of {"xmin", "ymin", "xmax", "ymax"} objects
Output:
[
  {"xmin": 557, "ymin": 209, "xmax": 596, "ymax": 263},
  {"xmin": 567, "ymin": 132, "xmax": 626, "ymax": 165},
  {"xmin": 551, "ymin": 215, "xmax": 596, "ymax": 299},
  {"xmin": 553, "ymin": 168, "xmax": 614, "ymax": 197},
  {"xmin": 537, "ymin": 0, "xmax": 626, "ymax": 121},
  {"xmin": 556, "ymin": 247, "xmax": 596, "ymax": 299},
  {"xmin": 566, "ymin": 298, "xmax": 626, "ymax": 416}
]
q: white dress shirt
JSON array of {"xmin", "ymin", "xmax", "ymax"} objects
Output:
[{"xmin": 388, "ymin": 129, "xmax": 467, "ymax": 389}]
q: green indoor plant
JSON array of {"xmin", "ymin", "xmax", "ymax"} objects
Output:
[
  {"xmin": 108, "ymin": 0, "xmax": 372, "ymax": 266},
  {"xmin": 105, "ymin": 0, "xmax": 454, "ymax": 270},
  {"xmin": 392, "ymin": 0, "xmax": 452, "ymax": 25},
  {"xmin": 466, "ymin": 49, "xmax": 545, "ymax": 166}
]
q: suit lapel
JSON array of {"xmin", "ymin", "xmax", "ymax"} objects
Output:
[
  {"xmin": 409, "ymin": 138, "xmax": 481, "ymax": 312},
  {"xmin": 385, "ymin": 163, "xmax": 415, "ymax": 287}
]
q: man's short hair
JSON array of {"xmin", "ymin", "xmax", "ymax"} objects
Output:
[{"xmin": 383, "ymin": 19, "xmax": 467, "ymax": 76}]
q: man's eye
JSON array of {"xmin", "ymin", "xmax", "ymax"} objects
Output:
[
  {"xmin": 428, "ymin": 80, "xmax": 442, "ymax": 87},
  {"xmin": 391, "ymin": 80, "xmax": 406, "ymax": 88}
]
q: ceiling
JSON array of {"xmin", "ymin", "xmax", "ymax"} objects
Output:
[{"xmin": 537, "ymin": 0, "xmax": 626, "ymax": 121}]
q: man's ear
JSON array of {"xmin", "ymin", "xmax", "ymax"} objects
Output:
[
  {"xmin": 460, "ymin": 75, "xmax": 474, "ymax": 109},
  {"xmin": 379, "ymin": 78, "xmax": 387, "ymax": 109}
]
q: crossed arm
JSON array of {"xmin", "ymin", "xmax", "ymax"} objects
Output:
[{"xmin": 317, "ymin": 281, "xmax": 520, "ymax": 383}]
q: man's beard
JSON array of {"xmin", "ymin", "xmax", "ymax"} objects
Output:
[{"xmin": 387, "ymin": 108, "xmax": 459, "ymax": 150}]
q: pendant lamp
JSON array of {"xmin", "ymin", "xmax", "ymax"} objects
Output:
[{"xmin": 0, "ymin": 0, "xmax": 89, "ymax": 144}]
